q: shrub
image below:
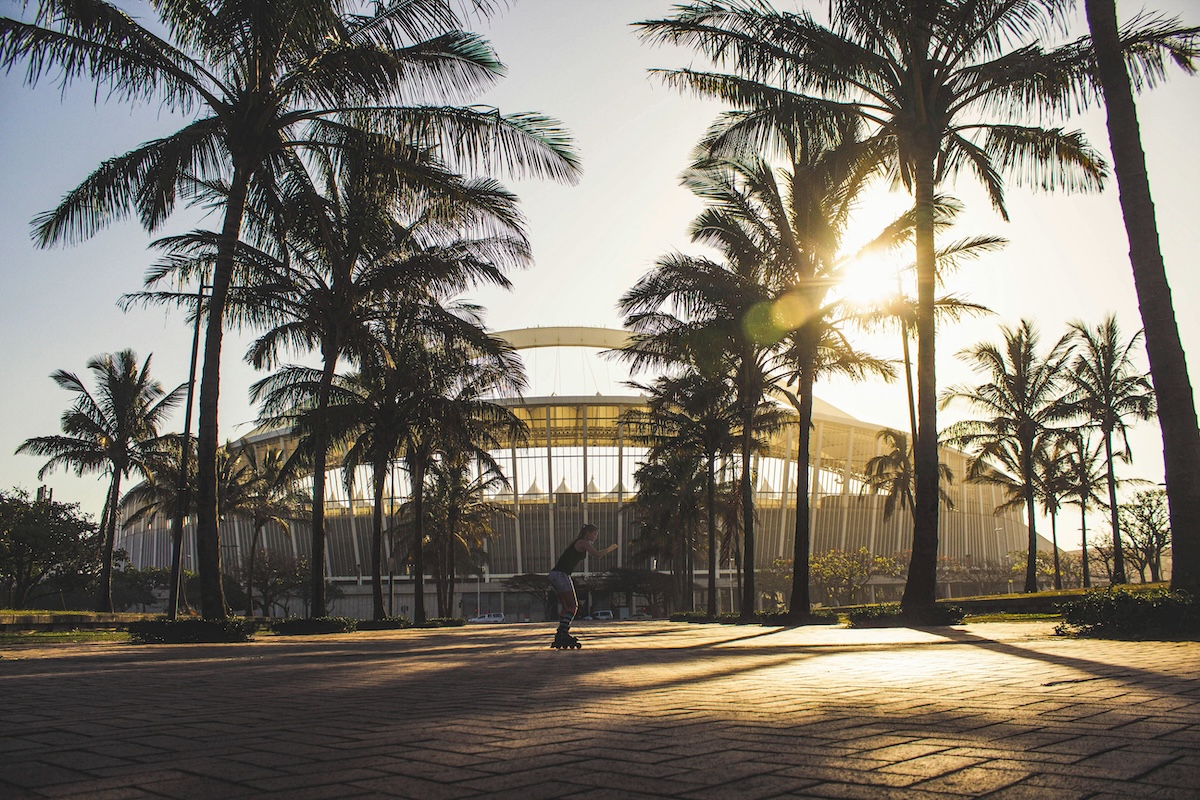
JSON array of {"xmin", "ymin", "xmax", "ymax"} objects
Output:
[
  {"xmin": 128, "ymin": 617, "xmax": 256, "ymax": 644},
  {"xmin": 270, "ymin": 616, "xmax": 357, "ymax": 635},
  {"xmin": 760, "ymin": 608, "xmax": 839, "ymax": 626},
  {"xmin": 669, "ymin": 611, "xmax": 710, "ymax": 623},
  {"xmin": 1056, "ymin": 588, "xmax": 1200, "ymax": 639},
  {"xmin": 848, "ymin": 603, "xmax": 965, "ymax": 628},
  {"xmin": 418, "ymin": 617, "xmax": 466, "ymax": 628},
  {"xmin": 355, "ymin": 617, "xmax": 410, "ymax": 631}
]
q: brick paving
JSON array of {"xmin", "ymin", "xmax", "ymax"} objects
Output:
[{"xmin": 1, "ymin": 621, "xmax": 1198, "ymax": 799}]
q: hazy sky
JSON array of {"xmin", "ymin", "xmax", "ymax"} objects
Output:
[{"xmin": 2, "ymin": 0, "xmax": 1198, "ymax": 550}]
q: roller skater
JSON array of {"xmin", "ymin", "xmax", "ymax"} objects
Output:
[{"xmin": 547, "ymin": 523, "xmax": 616, "ymax": 650}]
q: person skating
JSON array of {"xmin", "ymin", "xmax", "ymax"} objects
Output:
[{"xmin": 547, "ymin": 523, "xmax": 616, "ymax": 649}]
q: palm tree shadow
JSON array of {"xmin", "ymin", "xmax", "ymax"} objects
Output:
[{"xmin": 923, "ymin": 626, "xmax": 1171, "ymax": 685}]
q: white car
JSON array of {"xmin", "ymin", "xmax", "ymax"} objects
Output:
[
  {"xmin": 467, "ymin": 612, "xmax": 505, "ymax": 624},
  {"xmin": 584, "ymin": 610, "xmax": 614, "ymax": 621}
]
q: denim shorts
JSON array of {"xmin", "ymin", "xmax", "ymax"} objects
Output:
[{"xmin": 547, "ymin": 570, "xmax": 575, "ymax": 599}]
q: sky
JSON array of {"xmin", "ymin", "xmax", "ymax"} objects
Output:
[{"xmin": 2, "ymin": 0, "xmax": 1199, "ymax": 551}]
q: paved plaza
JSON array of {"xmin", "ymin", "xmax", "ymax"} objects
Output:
[{"xmin": 1, "ymin": 621, "xmax": 1198, "ymax": 799}]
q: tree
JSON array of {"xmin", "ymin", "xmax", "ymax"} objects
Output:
[
  {"xmin": 862, "ymin": 428, "xmax": 954, "ymax": 521},
  {"xmin": 1059, "ymin": 429, "xmax": 1108, "ymax": 588},
  {"xmin": 219, "ymin": 446, "xmax": 308, "ymax": 617},
  {"xmin": 237, "ymin": 144, "xmax": 532, "ymax": 618},
  {"xmin": 941, "ymin": 320, "xmax": 1073, "ymax": 593},
  {"xmin": 0, "ymin": 489, "xmax": 98, "ymax": 610},
  {"xmin": 1082, "ymin": 0, "xmax": 1200, "ymax": 595},
  {"xmin": 809, "ymin": 547, "xmax": 902, "ymax": 607},
  {"xmin": 637, "ymin": 0, "xmax": 1195, "ymax": 614},
  {"xmin": 619, "ymin": 246, "xmax": 789, "ymax": 617},
  {"xmin": 3, "ymin": 0, "xmax": 579, "ymax": 619},
  {"xmin": 1119, "ymin": 489, "xmax": 1171, "ymax": 583},
  {"xmin": 502, "ymin": 573, "xmax": 558, "ymax": 621},
  {"xmin": 674, "ymin": 122, "xmax": 903, "ymax": 622},
  {"xmin": 1032, "ymin": 442, "xmax": 1072, "ymax": 590},
  {"xmin": 628, "ymin": 445, "xmax": 707, "ymax": 607},
  {"xmin": 1061, "ymin": 316, "xmax": 1155, "ymax": 585},
  {"xmin": 424, "ymin": 454, "xmax": 512, "ymax": 618},
  {"xmin": 624, "ymin": 367, "xmax": 740, "ymax": 618},
  {"xmin": 17, "ymin": 351, "xmax": 182, "ymax": 611}
]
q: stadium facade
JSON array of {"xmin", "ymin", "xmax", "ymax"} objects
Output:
[{"xmin": 117, "ymin": 327, "xmax": 1037, "ymax": 619}]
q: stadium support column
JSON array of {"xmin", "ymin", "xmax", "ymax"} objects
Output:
[
  {"xmin": 582, "ymin": 404, "xmax": 589, "ymax": 526},
  {"xmin": 617, "ymin": 416, "xmax": 625, "ymax": 567},
  {"xmin": 512, "ymin": 440, "xmax": 522, "ymax": 575},
  {"xmin": 839, "ymin": 427, "xmax": 855, "ymax": 550},
  {"xmin": 546, "ymin": 408, "xmax": 555, "ymax": 559}
]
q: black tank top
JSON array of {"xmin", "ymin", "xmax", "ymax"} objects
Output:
[{"xmin": 551, "ymin": 540, "xmax": 588, "ymax": 574}]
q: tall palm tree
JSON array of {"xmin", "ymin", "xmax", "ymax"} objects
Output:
[
  {"xmin": 240, "ymin": 152, "xmax": 530, "ymax": 617},
  {"xmin": 677, "ymin": 115, "xmax": 899, "ymax": 621},
  {"xmin": 396, "ymin": 330, "xmax": 525, "ymax": 625},
  {"xmin": 625, "ymin": 367, "xmax": 741, "ymax": 617},
  {"xmin": 1061, "ymin": 316, "xmax": 1155, "ymax": 585},
  {"xmin": 619, "ymin": 241, "xmax": 789, "ymax": 617},
  {"xmin": 941, "ymin": 320, "xmax": 1074, "ymax": 593},
  {"xmin": 17, "ymin": 350, "xmax": 182, "ymax": 611},
  {"xmin": 3, "ymin": 0, "xmax": 578, "ymax": 619},
  {"xmin": 1083, "ymin": 0, "xmax": 1200, "ymax": 595},
  {"xmin": 637, "ymin": 0, "xmax": 1197, "ymax": 612}
]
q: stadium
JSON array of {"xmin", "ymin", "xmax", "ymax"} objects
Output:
[{"xmin": 117, "ymin": 327, "xmax": 1037, "ymax": 619}]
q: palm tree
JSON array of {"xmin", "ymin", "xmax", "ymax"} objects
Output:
[
  {"xmin": 1033, "ymin": 441, "xmax": 1073, "ymax": 590},
  {"xmin": 1083, "ymin": 0, "xmax": 1200, "ymax": 595},
  {"xmin": 424, "ymin": 453, "xmax": 513, "ymax": 618},
  {"xmin": 17, "ymin": 350, "xmax": 182, "ymax": 611},
  {"xmin": 1059, "ymin": 429, "xmax": 1108, "ymax": 588},
  {"xmin": 637, "ymin": 0, "xmax": 1190, "ymax": 612},
  {"xmin": 3, "ymin": 0, "xmax": 578, "ymax": 619},
  {"xmin": 629, "ymin": 447, "xmax": 706, "ymax": 608},
  {"xmin": 395, "ymin": 330, "xmax": 525, "ymax": 625},
  {"xmin": 1061, "ymin": 316, "xmax": 1155, "ymax": 585},
  {"xmin": 941, "ymin": 320, "xmax": 1074, "ymax": 593},
  {"xmin": 239, "ymin": 152, "xmax": 530, "ymax": 618},
  {"xmin": 862, "ymin": 428, "xmax": 954, "ymax": 523},
  {"xmin": 624, "ymin": 367, "xmax": 740, "ymax": 617},
  {"xmin": 619, "ymin": 242, "xmax": 789, "ymax": 617},
  {"xmin": 676, "ymin": 115, "xmax": 898, "ymax": 621},
  {"xmin": 220, "ymin": 445, "xmax": 308, "ymax": 617}
]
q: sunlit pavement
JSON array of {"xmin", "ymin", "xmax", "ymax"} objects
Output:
[{"xmin": 2, "ymin": 621, "xmax": 1198, "ymax": 799}]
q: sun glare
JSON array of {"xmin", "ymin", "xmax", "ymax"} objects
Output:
[{"xmin": 837, "ymin": 252, "xmax": 905, "ymax": 309}]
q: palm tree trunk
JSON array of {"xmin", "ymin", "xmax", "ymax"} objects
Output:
[
  {"xmin": 446, "ymin": 523, "xmax": 457, "ymax": 619},
  {"xmin": 371, "ymin": 461, "xmax": 387, "ymax": 620},
  {"xmin": 1080, "ymin": 503, "xmax": 1091, "ymax": 588},
  {"xmin": 196, "ymin": 164, "xmax": 251, "ymax": 620},
  {"xmin": 411, "ymin": 459, "xmax": 427, "ymax": 625},
  {"xmin": 1024, "ymin": 478, "xmax": 1039, "ymax": 593},
  {"xmin": 706, "ymin": 455, "xmax": 717, "ymax": 619},
  {"xmin": 1050, "ymin": 509, "xmax": 1062, "ymax": 590},
  {"xmin": 1085, "ymin": 0, "xmax": 1200, "ymax": 594},
  {"xmin": 739, "ymin": 397, "xmax": 756, "ymax": 620},
  {"xmin": 245, "ymin": 524, "xmax": 263, "ymax": 617},
  {"xmin": 308, "ymin": 349, "xmax": 339, "ymax": 618},
  {"xmin": 787, "ymin": 365, "xmax": 815, "ymax": 620},
  {"xmin": 1103, "ymin": 431, "xmax": 1127, "ymax": 584},
  {"xmin": 903, "ymin": 144, "xmax": 941, "ymax": 612},
  {"xmin": 96, "ymin": 473, "xmax": 121, "ymax": 613}
]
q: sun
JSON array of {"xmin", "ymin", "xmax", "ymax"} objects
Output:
[{"xmin": 835, "ymin": 251, "xmax": 906, "ymax": 309}]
